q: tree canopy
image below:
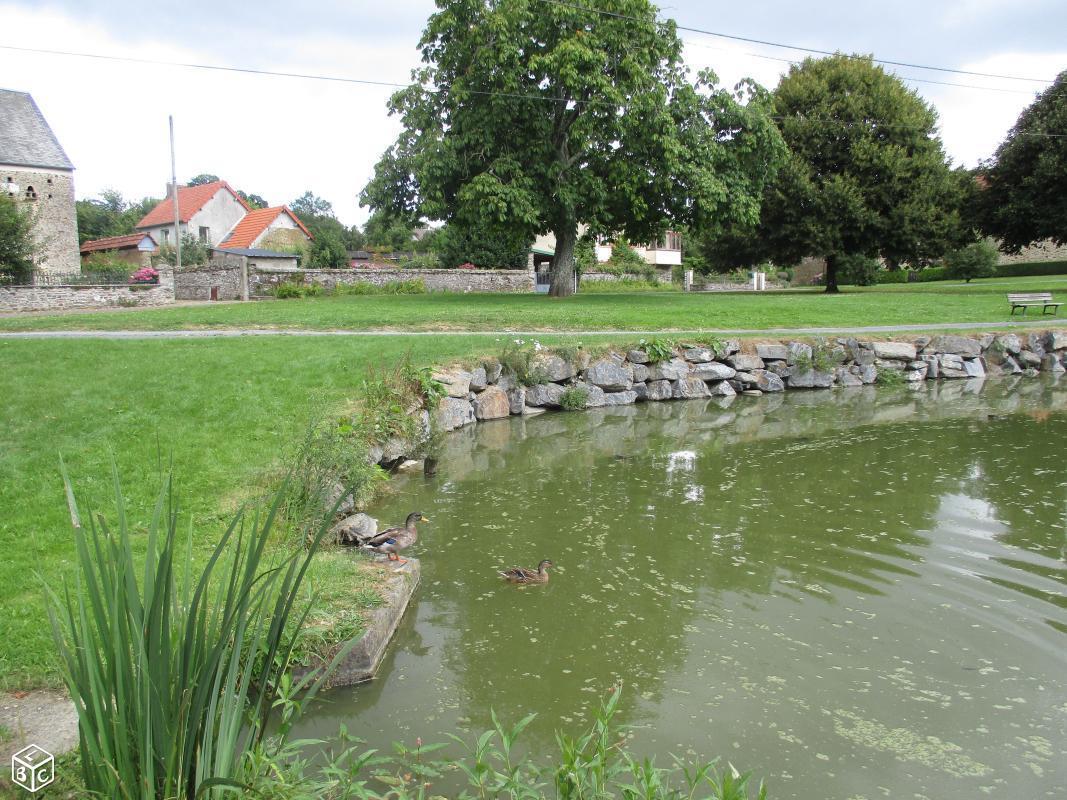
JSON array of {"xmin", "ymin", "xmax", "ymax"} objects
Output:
[
  {"xmin": 976, "ymin": 70, "xmax": 1067, "ymax": 253},
  {"xmin": 361, "ymin": 0, "xmax": 785, "ymax": 295},
  {"xmin": 703, "ymin": 54, "xmax": 965, "ymax": 291},
  {"xmin": 75, "ymin": 190, "xmax": 159, "ymax": 244},
  {"xmin": 0, "ymin": 191, "xmax": 37, "ymax": 281}
]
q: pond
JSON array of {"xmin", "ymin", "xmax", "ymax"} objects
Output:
[{"xmin": 296, "ymin": 378, "xmax": 1067, "ymax": 799}]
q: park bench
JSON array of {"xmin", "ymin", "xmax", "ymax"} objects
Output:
[{"xmin": 1007, "ymin": 292, "xmax": 1062, "ymax": 316}]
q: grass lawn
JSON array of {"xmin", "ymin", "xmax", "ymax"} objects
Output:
[
  {"xmin": 2, "ymin": 275, "xmax": 1066, "ymax": 333},
  {"xmin": 1, "ymin": 333, "xmax": 641, "ymax": 691}
]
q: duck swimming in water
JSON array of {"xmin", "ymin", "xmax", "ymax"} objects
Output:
[
  {"xmin": 499, "ymin": 559, "xmax": 554, "ymax": 584},
  {"xmin": 361, "ymin": 512, "xmax": 428, "ymax": 564}
]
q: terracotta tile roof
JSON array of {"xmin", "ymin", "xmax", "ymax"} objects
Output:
[
  {"xmin": 136, "ymin": 180, "xmax": 249, "ymax": 229},
  {"xmin": 219, "ymin": 205, "xmax": 313, "ymax": 249},
  {"xmin": 80, "ymin": 232, "xmax": 158, "ymax": 254}
]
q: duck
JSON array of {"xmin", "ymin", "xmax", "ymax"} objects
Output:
[
  {"xmin": 499, "ymin": 559, "xmax": 554, "ymax": 584},
  {"xmin": 361, "ymin": 512, "xmax": 428, "ymax": 563}
]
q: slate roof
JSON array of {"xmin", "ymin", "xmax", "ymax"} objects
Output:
[
  {"xmin": 136, "ymin": 180, "xmax": 250, "ymax": 228},
  {"xmin": 0, "ymin": 89, "xmax": 74, "ymax": 170},
  {"xmin": 219, "ymin": 206, "xmax": 313, "ymax": 249},
  {"xmin": 80, "ymin": 232, "xmax": 158, "ymax": 254}
]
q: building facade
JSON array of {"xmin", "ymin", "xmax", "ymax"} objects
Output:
[
  {"xmin": 136, "ymin": 180, "xmax": 250, "ymax": 248},
  {"xmin": 0, "ymin": 89, "xmax": 80, "ymax": 274}
]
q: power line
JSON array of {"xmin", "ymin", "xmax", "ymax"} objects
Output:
[
  {"xmin": 680, "ymin": 39, "xmax": 1042, "ymax": 96},
  {"xmin": 535, "ymin": 0, "xmax": 1057, "ymax": 84},
  {"xmin": 3, "ymin": 41, "xmax": 1066, "ymax": 138}
]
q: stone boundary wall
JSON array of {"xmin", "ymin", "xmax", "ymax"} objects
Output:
[
  {"xmin": 997, "ymin": 240, "xmax": 1067, "ymax": 266},
  {"xmin": 0, "ymin": 268, "xmax": 175, "ymax": 313},
  {"xmin": 583, "ymin": 269, "xmax": 672, "ymax": 284},
  {"xmin": 174, "ymin": 260, "xmax": 245, "ymax": 301},
  {"xmin": 251, "ymin": 267, "xmax": 535, "ymax": 295}
]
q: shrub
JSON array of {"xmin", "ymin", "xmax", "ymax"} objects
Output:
[
  {"xmin": 155, "ymin": 232, "xmax": 209, "ymax": 266},
  {"xmin": 399, "ymin": 252, "xmax": 439, "ymax": 269},
  {"xmin": 82, "ymin": 251, "xmax": 134, "ymax": 278},
  {"xmin": 874, "ymin": 269, "xmax": 908, "ymax": 284},
  {"xmin": 875, "ymin": 366, "xmax": 906, "ymax": 386},
  {"xmin": 273, "ymin": 281, "xmax": 306, "ymax": 299},
  {"xmin": 944, "ymin": 240, "xmax": 998, "ymax": 282},
  {"xmin": 499, "ymin": 340, "xmax": 550, "ymax": 386},
  {"xmin": 0, "ymin": 190, "xmax": 36, "ymax": 283},
  {"xmin": 437, "ymin": 219, "xmax": 530, "ymax": 269},
  {"xmin": 560, "ymin": 385, "xmax": 589, "ymax": 411},
  {"xmin": 129, "ymin": 266, "xmax": 160, "ymax": 284},
  {"xmin": 994, "ymin": 259, "xmax": 1067, "ymax": 278},
  {"xmin": 836, "ymin": 253, "xmax": 880, "ymax": 286},
  {"xmin": 909, "ymin": 266, "xmax": 949, "ymax": 282}
]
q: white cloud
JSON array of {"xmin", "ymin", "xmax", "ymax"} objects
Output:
[{"xmin": 0, "ymin": 4, "xmax": 419, "ymax": 225}]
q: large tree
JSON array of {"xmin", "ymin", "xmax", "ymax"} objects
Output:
[
  {"xmin": 0, "ymin": 191, "xmax": 37, "ymax": 281},
  {"xmin": 361, "ymin": 0, "xmax": 784, "ymax": 296},
  {"xmin": 976, "ymin": 70, "xmax": 1067, "ymax": 253},
  {"xmin": 751, "ymin": 55, "xmax": 964, "ymax": 292},
  {"xmin": 75, "ymin": 190, "xmax": 159, "ymax": 244}
]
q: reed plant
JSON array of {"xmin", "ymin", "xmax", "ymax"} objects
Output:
[{"xmin": 44, "ymin": 463, "xmax": 350, "ymax": 799}]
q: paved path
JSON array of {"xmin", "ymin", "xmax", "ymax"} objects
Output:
[{"xmin": 0, "ymin": 318, "xmax": 1063, "ymax": 339}]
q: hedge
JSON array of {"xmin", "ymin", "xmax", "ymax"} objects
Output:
[{"xmin": 994, "ymin": 260, "xmax": 1067, "ymax": 278}]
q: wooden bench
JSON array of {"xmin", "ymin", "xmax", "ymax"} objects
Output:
[{"xmin": 1008, "ymin": 292, "xmax": 1062, "ymax": 316}]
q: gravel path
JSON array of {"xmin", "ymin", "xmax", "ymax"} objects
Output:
[
  {"xmin": 1, "ymin": 690, "xmax": 79, "ymax": 763},
  {"xmin": 0, "ymin": 318, "xmax": 1062, "ymax": 339}
]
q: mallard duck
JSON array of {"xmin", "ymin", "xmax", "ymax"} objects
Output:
[
  {"xmin": 361, "ymin": 512, "xmax": 429, "ymax": 563},
  {"xmin": 499, "ymin": 559, "xmax": 554, "ymax": 584}
]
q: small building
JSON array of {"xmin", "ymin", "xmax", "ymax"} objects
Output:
[
  {"xmin": 209, "ymin": 246, "xmax": 300, "ymax": 272},
  {"xmin": 0, "ymin": 88, "xmax": 80, "ymax": 274},
  {"xmin": 135, "ymin": 180, "xmax": 250, "ymax": 248},
  {"xmin": 217, "ymin": 205, "xmax": 312, "ymax": 252},
  {"xmin": 80, "ymin": 232, "xmax": 158, "ymax": 268}
]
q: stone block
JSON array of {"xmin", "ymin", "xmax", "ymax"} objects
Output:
[
  {"xmin": 872, "ymin": 341, "xmax": 916, "ymax": 361},
  {"xmin": 525, "ymin": 383, "xmax": 566, "ymax": 407},
  {"xmin": 473, "ymin": 386, "xmax": 510, "ymax": 419},
  {"xmin": 672, "ymin": 377, "xmax": 711, "ymax": 399},
  {"xmin": 584, "ymin": 358, "xmax": 633, "ymax": 391},
  {"xmin": 648, "ymin": 357, "xmax": 690, "ymax": 381},
  {"xmin": 726, "ymin": 353, "xmax": 765, "ymax": 371},
  {"xmin": 756, "ymin": 343, "xmax": 789, "ymax": 361},
  {"xmin": 645, "ymin": 380, "xmax": 673, "ymax": 400}
]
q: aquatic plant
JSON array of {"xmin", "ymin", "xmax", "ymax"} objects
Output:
[{"xmin": 45, "ymin": 464, "xmax": 350, "ymax": 799}]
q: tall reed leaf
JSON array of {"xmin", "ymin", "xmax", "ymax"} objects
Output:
[{"xmin": 44, "ymin": 461, "xmax": 347, "ymax": 799}]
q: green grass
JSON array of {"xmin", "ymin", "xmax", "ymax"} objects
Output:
[
  {"xmin": 1, "ymin": 334, "xmax": 633, "ymax": 691},
  {"xmin": 2, "ymin": 275, "xmax": 1067, "ymax": 333}
]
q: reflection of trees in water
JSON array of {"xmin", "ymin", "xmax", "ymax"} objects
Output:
[{"xmin": 424, "ymin": 376, "xmax": 1067, "ymax": 742}]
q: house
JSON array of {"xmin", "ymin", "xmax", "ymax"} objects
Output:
[
  {"xmin": 217, "ymin": 205, "xmax": 312, "ymax": 252},
  {"xmin": 135, "ymin": 179, "xmax": 250, "ymax": 248},
  {"xmin": 0, "ymin": 88, "xmax": 80, "ymax": 274},
  {"xmin": 530, "ymin": 229, "xmax": 682, "ymax": 267},
  {"xmin": 80, "ymin": 232, "xmax": 158, "ymax": 268}
]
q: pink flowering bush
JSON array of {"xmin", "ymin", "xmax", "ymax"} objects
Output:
[
  {"xmin": 129, "ymin": 267, "xmax": 160, "ymax": 285},
  {"xmin": 457, "ymin": 262, "xmax": 476, "ymax": 270}
]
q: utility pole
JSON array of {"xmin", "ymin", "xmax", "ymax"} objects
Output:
[{"xmin": 169, "ymin": 115, "xmax": 181, "ymax": 270}]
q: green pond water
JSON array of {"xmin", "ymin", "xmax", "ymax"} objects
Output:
[{"xmin": 297, "ymin": 377, "xmax": 1067, "ymax": 799}]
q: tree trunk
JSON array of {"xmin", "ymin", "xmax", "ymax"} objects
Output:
[
  {"xmin": 824, "ymin": 254, "xmax": 840, "ymax": 294},
  {"xmin": 548, "ymin": 222, "xmax": 578, "ymax": 297}
]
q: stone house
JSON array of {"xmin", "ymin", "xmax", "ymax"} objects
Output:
[
  {"xmin": 217, "ymin": 205, "xmax": 312, "ymax": 252},
  {"xmin": 80, "ymin": 232, "xmax": 158, "ymax": 269},
  {"xmin": 0, "ymin": 88, "xmax": 80, "ymax": 274},
  {"xmin": 135, "ymin": 179, "xmax": 250, "ymax": 248}
]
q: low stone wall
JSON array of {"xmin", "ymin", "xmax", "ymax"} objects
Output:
[
  {"xmin": 0, "ymin": 269, "xmax": 175, "ymax": 313},
  {"xmin": 251, "ymin": 267, "xmax": 534, "ymax": 295},
  {"xmin": 583, "ymin": 269, "xmax": 672, "ymax": 284},
  {"xmin": 419, "ymin": 330, "xmax": 1067, "ymax": 439},
  {"xmin": 174, "ymin": 261, "xmax": 245, "ymax": 301}
]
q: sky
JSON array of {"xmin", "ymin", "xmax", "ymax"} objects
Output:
[{"xmin": 1, "ymin": 1, "xmax": 1064, "ymax": 227}]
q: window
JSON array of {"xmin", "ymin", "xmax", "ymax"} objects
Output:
[
  {"xmin": 199, "ymin": 226, "xmax": 210, "ymax": 243},
  {"xmin": 161, "ymin": 229, "xmax": 170, "ymax": 245},
  {"xmin": 655, "ymin": 231, "xmax": 681, "ymax": 251}
]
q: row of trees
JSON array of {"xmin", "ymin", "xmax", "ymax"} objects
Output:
[{"xmin": 360, "ymin": 0, "xmax": 1067, "ymax": 294}]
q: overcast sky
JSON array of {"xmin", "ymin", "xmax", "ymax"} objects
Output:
[{"xmin": 1, "ymin": 1, "xmax": 1064, "ymax": 226}]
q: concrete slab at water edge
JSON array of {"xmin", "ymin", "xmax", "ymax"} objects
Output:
[
  {"xmin": 0, "ymin": 690, "xmax": 79, "ymax": 762},
  {"xmin": 292, "ymin": 558, "xmax": 421, "ymax": 690}
]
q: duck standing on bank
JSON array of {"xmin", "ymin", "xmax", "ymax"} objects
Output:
[
  {"xmin": 361, "ymin": 512, "xmax": 428, "ymax": 564},
  {"xmin": 499, "ymin": 559, "xmax": 554, "ymax": 585}
]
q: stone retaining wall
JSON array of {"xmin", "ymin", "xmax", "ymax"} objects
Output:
[
  {"xmin": 412, "ymin": 330, "xmax": 1067, "ymax": 445},
  {"xmin": 252, "ymin": 266, "xmax": 534, "ymax": 295},
  {"xmin": 0, "ymin": 268, "xmax": 175, "ymax": 312}
]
